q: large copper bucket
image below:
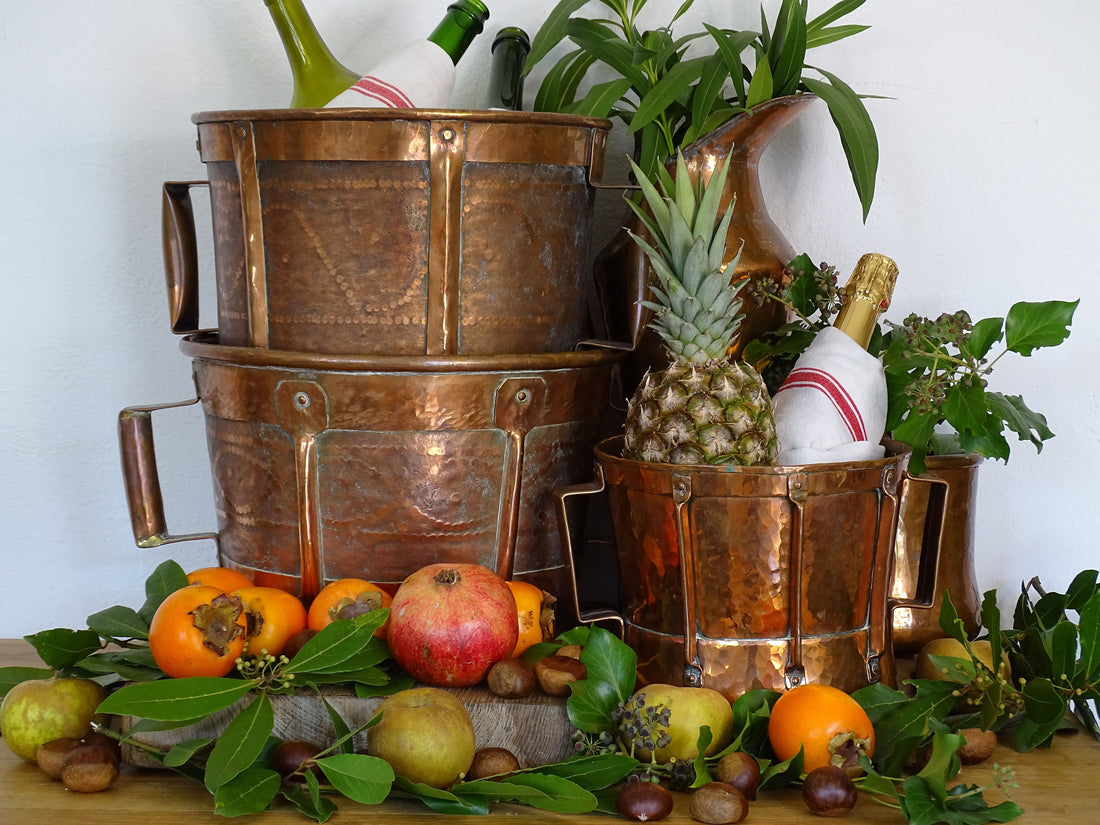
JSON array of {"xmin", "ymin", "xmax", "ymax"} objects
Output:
[
  {"xmin": 119, "ymin": 334, "xmax": 621, "ymax": 611},
  {"xmin": 557, "ymin": 438, "xmax": 946, "ymax": 700},
  {"xmin": 163, "ymin": 109, "xmax": 611, "ymax": 355}
]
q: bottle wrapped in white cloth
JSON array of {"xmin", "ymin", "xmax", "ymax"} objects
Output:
[{"xmin": 772, "ymin": 326, "xmax": 888, "ymax": 465}]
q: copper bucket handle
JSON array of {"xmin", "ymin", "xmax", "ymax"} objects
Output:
[
  {"xmin": 555, "ymin": 464, "xmax": 626, "ymax": 636},
  {"xmin": 889, "ymin": 473, "xmax": 950, "ymax": 613},
  {"xmin": 118, "ymin": 395, "xmax": 218, "ymax": 550},
  {"xmin": 162, "ymin": 181, "xmax": 215, "ymax": 337}
]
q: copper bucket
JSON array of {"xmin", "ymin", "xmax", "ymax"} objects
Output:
[
  {"xmin": 119, "ymin": 334, "xmax": 621, "ymax": 610},
  {"xmin": 557, "ymin": 438, "xmax": 946, "ymax": 700},
  {"xmin": 163, "ymin": 109, "xmax": 611, "ymax": 355}
]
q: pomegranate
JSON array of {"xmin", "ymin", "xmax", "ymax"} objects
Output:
[{"xmin": 387, "ymin": 564, "xmax": 519, "ymax": 687}]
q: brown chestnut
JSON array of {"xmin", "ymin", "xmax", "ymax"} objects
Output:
[
  {"xmin": 486, "ymin": 657, "xmax": 537, "ymax": 699},
  {"xmin": 689, "ymin": 781, "xmax": 749, "ymax": 824},
  {"xmin": 535, "ymin": 654, "xmax": 587, "ymax": 697},
  {"xmin": 60, "ymin": 744, "xmax": 120, "ymax": 793},
  {"xmin": 616, "ymin": 779, "xmax": 674, "ymax": 822},
  {"xmin": 801, "ymin": 765, "xmax": 858, "ymax": 817}
]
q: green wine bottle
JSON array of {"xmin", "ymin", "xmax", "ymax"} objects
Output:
[
  {"xmin": 326, "ymin": 1, "xmax": 490, "ymax": 109},
  {"xmin": 263, "ymin": 0, "xmax": 361, "ymax": 108},
  {"xmin": 485, "ymin": 27, "xmax": 530, "ymax": 110}
]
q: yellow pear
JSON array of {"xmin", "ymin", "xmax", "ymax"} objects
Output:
[
  {"xmin": 626, "ymin": 683, "xmax": 733, "ymax": 764},
  {"xmin": 366, "ymin": 687, "xmax": 475, "ymax": 789},
  {"xmin": 914, "ymin": 637, "xmax": 1011, "ymax": 683}
]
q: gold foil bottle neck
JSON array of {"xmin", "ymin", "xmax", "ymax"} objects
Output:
[{"xmin": 834, "ymin": 253, "xmax": 899, "ymax": 349}]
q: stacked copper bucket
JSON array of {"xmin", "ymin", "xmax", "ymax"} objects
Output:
[{"xmin": 119, "ymin": 109, "xmax": 620, "ymax": 619}]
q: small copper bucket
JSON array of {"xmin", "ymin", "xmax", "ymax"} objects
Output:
[
  {"xmin": 163, "ymin": 109, "xmax": 611, "ymax": 355},
  {"xmin": 119, "ymin": 334, "xmax": 621, "ymax": 610},
  {"xmin": 557, "ymin": 437, "xmax": 946, "ymax": 700}
]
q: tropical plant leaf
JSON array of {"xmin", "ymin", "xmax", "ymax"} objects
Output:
[
  {"xmin": 524, "ymin": 0, "xmax": 593, "ymax": 75},
  {"xmin": 630, "ymin": 56, "xmax": 710, "ymax": 134},
  {"xmin": 801, "ymin": 69, "xmax": 878, "ymax": 220}
]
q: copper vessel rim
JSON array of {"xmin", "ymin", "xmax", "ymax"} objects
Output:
[
  {"xmin": 180, "ymin": 333, "xmax": 625, "ymax": 372},
  {"xmin": 595, "ymin": 434, "xmax": 910, "ymax": 474},
  {"xmin": 191, "ymin": 108, "xmax": 613, "ymax": 130}
]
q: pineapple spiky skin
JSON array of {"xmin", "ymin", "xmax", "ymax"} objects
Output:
[
  {"xmin": 624, "ymin": 359, "xmax": 777, "ymax": 465},
  {"xmin": 621, "ymin": 151, "xmax": 777, "ymax": 466}
]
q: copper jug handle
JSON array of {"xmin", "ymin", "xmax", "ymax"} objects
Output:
[
  {"xmin": 118, "ymin": 396, "xmax": 218, "ymax": 550},
  {"xmin": 890, "ymin": 474, "xmax": 950, "ymax": 612},
  {"xmin": 555, "ymin": 464, "xmax": 626, "ymax": 636},
  {"xmin": 162, "ymin": 181, "xmax": 216, "ymax": 337}
]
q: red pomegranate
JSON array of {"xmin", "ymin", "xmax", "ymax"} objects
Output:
[{"xmin": 387, "ymin": 563, "xmax": 519, "ymax": 687}]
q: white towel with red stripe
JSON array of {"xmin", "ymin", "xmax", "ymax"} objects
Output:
[
  {"xmin": 325, "ymin": 40, "xmax": 456, "ymax": 109},
  {"xmin": 772, "ymin": 327, "xmax": 888, "ymax": 465}
]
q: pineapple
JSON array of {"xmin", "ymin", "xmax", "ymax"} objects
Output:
[{"xmin": 622, "ymin": 152, "xmax": 778, "ymax": 466}]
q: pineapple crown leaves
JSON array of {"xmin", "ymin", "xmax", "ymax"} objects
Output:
[{"xmin": 624, "ymin": 151, "xmax": 747, "ymax": 363}]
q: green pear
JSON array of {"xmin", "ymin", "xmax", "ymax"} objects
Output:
[
  {"xmin": 366, "ymin": 687, "xmax": 475, "ymax": 789},
  {"xmin": 627, "ymin": 683, "xmax": 734, "ymax": 764},
  {"xmin": 0, "ymin": 677, "xmax": 107, "ymax": 762}
]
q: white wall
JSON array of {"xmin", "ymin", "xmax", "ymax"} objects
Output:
[{"xmin": 1, "ymin": 0, "xmax": 1096, "ymax": 636}]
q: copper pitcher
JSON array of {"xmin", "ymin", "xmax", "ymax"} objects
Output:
[
  {"xmin": 163, "ymin": 109, "xmax": 611, "ymax": 356},
  {"xmin": 119, "ymin": 334, "xmax": 622, "ymax": 609},
  {"xmin": 557, "ymin": 438, "xmax": 947, "ymax": 700}
]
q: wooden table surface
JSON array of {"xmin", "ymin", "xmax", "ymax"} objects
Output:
[{"xmin": 3, "ymin": 638, "xmax": 1097, "ymax": 824}]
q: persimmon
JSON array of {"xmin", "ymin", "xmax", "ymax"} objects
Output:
[
  {"xmin": 148, "ymin": 585, "xmax": 248, "ymax": 678},
  {"xmin": 767, "ymin": 683, "xmax": 875, "ymax": 774},
  {"xmin": 307, "ymin": 578, "xmax": 392, "ymax": 637},
  {"xmin": 234, "ymin": 586, "xmax": 309, "ymax": 658},
  {"xmin": 506, "ymin": 580, "xmax": 556, "ymax": 657},
  {"xmin": 186, "ymin": 565, "xmax": 255, "ymax": 593}
]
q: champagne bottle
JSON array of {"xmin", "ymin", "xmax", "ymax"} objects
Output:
[
  {"xmin": 326, "ymin": 1, "xmax": 490, "ymax": 109},
  {"xmin": 772, "ymin": 253, "xmax": 899, "ymax": 465},
  {"xmin": 485, "ymin": 27, "xmax": 530, "ymax": 110},
  {"xmin": 263, "ymin": 0, "xmax": 361, "ymax": 108},
  {"xmin": 832, "ymin": 252, "xmax": 899, "ymax": 348}
]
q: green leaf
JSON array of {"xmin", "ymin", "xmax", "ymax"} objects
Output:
[
  {"xmin": 97, "ymin": 676, "xmax": 254, "ymax": 721},
  {"xmin": 317, "ymin": 692, "xmax": 355, "ymax": 754},
  {"xmin": 281, "ymin": 779, "xmax": 339, "ymax": 823},
  {"xmin": 985, "ymin": 393, "xmax": 1053, "ymax": 451},
  {"xmin": 1004, "ymin": 299, "xmax": 1078, "ymax": 356},
  {"xmin": 566, "ymin": 19, "xmax": 650, "ymax": 90},
  {"xmin": 391, "ymin": 776, "xmax": 489, "ymax": 814},
  {"xmin": 569, "ymin": 77, "xmax": 634, "ymax": 119},
  {"xmin": 942, "ymin": 382, "xmax": 990, "ymax": 439},
  {"xmin": 284, "ymin": 614, "xmax": 384, "ymax": 675},
  {"xmin": 916, "ymin": 731, "xmax": 965, "ymax": 803},
  {"xmin": 138, "ymin": 559, "xmax": 189, "ymax": 623},
  {"xmin": 317, "ymin": 753, "xmax": 394, "ymax": 804},
  {"xmin": 162, "ymin": 736, "xmax": 214, "ymax": 768},
  {"xmin": 566, "ymin": 675, "xmax": 622, "ymax": 733},
  {"xmin": 963, "ymin": 316, "xmax": 1004, "ymax": 360},
  {"xmin": 525, "ymin": 753, "xmax": 638, "ymax": 789},
  {"xmin": 212, "ymin": 765, "xmax": 281, "ymax": 817},
  {"xmin": 801, "ymin": 69, "xmax": 878, "ymax": 220},
  {"xmin": 86, "ymin": 605, "xmax": 150, "ymax": 640},
  {"xmin": 74, "ymin": 648, "xmax": 162, "ymax": 682},
  {"xmin": 457, "ymin": 773, "xmax": 597, "ymax": 812},
  {"xmin": 535, "ymin": 49, "xmax": 598, "ymax": 113},
  {"xmin": 524, "ymin": 0, "xmax": 592, "ymax": 76},
  {"xmin": 1078, "ymin": 590, "xmax": 1100, "ymax": 681},
  {"xmin": 0, "ymin": 666, "xmax": 55, "ymax": 698},
  {"xmin": 768, "ymin": 0, "xmax": 808, "ymax": 97},
  {"xmin": 1065, "ymin": 570, "xmax": 1100, "ymax": 612},
  {"xmin": 704, "ymin": 25, "xmax": 757, "ymax": 108},
  {"xmin": 807, "ymin": 23, "xmax": 870, "ymax": 49},
  {"xmin": 1020, "ymin": 678, "xmax": 1068, "ymax": 736},
  {"xmin": 204, "ymin": 692, "xmax": 274, "ymax": 791},
  {"xmin": 1049, "ymin": 621, "xmax": 1078, "ymax": 687},
  {"xmin": 23, "ymin": 628, "xmax": 102, "ymax": 671},
  {"xmin": 580, "ymin": 625, "xmax": 637, "ymax": 702}
]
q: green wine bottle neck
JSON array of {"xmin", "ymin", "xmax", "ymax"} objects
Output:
[
  {"xmin": 264, "ymin": 0, "xmax": 361, "ymax": 108},
  {"xmin": 485, "ymin": 27, "xmax": 530, "ymax": 110},
  {"xmin": 427, "ymin": 0, "xmax": 491, "ymax": 66}
]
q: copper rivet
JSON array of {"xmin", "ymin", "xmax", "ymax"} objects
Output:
[{"xmin": 294, "ymin": 392, "xmax": 311, "ymax": 410}]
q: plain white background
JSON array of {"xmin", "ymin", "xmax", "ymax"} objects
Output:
[{"xmin": 1, "ymin": 0, "xmax": 1096, "ymax": 636}]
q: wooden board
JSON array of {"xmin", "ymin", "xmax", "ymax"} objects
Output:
[{"xmin": 119, "ymin": 683, "xmax": 574, "ymax": 770}]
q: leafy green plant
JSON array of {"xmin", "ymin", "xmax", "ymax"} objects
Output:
[
  {"xmin": 524, "ymin": 0, "xmax": 880, "ymax": 218},
  {"xmin": 743, "ymin": 254, "xmax": 1079, "ymax": 473}
]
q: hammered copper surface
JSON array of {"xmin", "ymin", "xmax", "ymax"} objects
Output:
[
  {"xmin": 163, "ymin": 109, "xmax": 612, "ymax": 355},
  {"xmin": 592, "ymin": 95, "xmax": 814, "ymax": 394},
  {"xmin": 119, "ymin": 334, "xmax": 621, "ymax": 608},
  {"xmin": 558, "ymin": 437, "xmax": 945, "ymax": 701},
  {"xmin": 891, "ymin": 454, "xmax": 984, "ymax": 653}
]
